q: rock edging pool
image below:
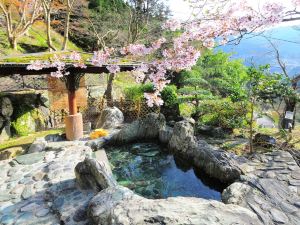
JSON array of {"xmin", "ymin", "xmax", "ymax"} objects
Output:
[{"xmin": 106, "ymin": 142, "xmax": 226, "ymax": 200}]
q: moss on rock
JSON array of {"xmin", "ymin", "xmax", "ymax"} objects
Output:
[{"xmin": 11, "ymin": 111, "xmax": 36, "ymax": 136}]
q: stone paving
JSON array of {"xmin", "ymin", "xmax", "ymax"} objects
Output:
[
  {"xmin": 223, "ymin": 150, "xmax": 300, "ymax": 225},
  {"xmin": 0, "ymin": 145, "xmax": 96, "ymax": 225},
  {"xmin": 0, "ymin": 134, "xmax": 300, "ymax": 225}
]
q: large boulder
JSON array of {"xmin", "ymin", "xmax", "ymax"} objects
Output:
[
  {"xmin": 194, "ymin": 140, "xmax": 242, "ymax": 183},
  {"xmin": 159, "ymin": 126, "xmax": 173, "ymax": 144},
  {"xmin": 197, "ymin": 125, "xmax": 228, "ymax": 138},
  {"xmin": 0, "ymin": 96, "xmax": 13, "ymax": 119},
  {"xmin": 75, "ymin": 157, "xmax": 117, "ymax": 192},
  {"xmin": 253, "ymin": 133, "xmax": 276, "ymax": 148},
  {"xmin": 88, "ymin": 185, "xmax": 262, "ymax": 225},
  {"xmin": 110, "ymin": 113, "xmax": 166, "ymax": 144},
  {"xmin": 222, "ymin": 151, "xmax": 300, "ymax": 225},
  {"xmin": 95, "ymin": 107, "xmax": 124, "ymax": 129},
  {"xmin": 168, "ymin": 120, "xmax": 242, "ymax": 183},
  {"xmin": 168, "ymin": 120, "xmax": 197, "ymax": 155}
]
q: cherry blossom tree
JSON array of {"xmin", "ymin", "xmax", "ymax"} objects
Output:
[{"xmin": 27, "ymin": 0, "xmax": 300, "ymax": 107}]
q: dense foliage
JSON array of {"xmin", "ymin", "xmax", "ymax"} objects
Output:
[
  {"xmin": 196, "ymin": 98, "xmax": 248, "ymax": 129},
  {"xmin": 124, "ymin": 83, "xmax": 178, "ymax": 107},
  {"xmin": 177, "ymin": 51, "xmax": 248, "ymax": 126},
  {"xmin": 178, "ymin": 51, "xmax": 248, "ymax": 102},
  {"xmin": 124, "ymin": 84, "xmax": 154, "ymax": 101},
  {"xmin": 88, "ymin": 0, "xmax": 126, "ymax": 11},
  {"xmin": 84, "ymin": 0, "xmax": 170, "ymax": 50},
  {"xmin": 161, "ymin": 85, "xmax": 178, "ymax": 107}
]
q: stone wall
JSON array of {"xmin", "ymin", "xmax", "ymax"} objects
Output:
[
  {"xmin": 0, "ymin": 91, "xmax": 54, "ymax": 139},
  {"xmin": 47, "ymin": 76, "xmax": 87, "ymax": 112}
]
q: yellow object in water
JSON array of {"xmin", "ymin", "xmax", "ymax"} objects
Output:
[{"xmin": 90, "ymin": 129, "xmax": 109, "ymax": 140}]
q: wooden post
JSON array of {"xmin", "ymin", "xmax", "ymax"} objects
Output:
[
  {"xmin": 63, "ymin": 73, "xmax": 84, "ymax": 141},
  {"xmin": 120, "ymin": 97, "xmax": 124, "ymax": 111},
  {"xmin": 68, "ymin": 90, "xmax": 77, "ymax": 115}
]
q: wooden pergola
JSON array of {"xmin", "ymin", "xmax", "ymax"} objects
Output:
[{"xmin": 0, "ymin": 63, "xmax": 138, "ymax": 140}]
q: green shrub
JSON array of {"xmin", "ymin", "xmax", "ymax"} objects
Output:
[
  {"xmin": 125, "ymin": 84, "xmax": 178, "ymax": 105},
  {"xmin": 124, "ymin": 83, "xmax": 154, "ymax": 101},
  {"xmin": 179, "ymin": 103, "xmax": 195, "ymax": 117},
  {"xmin": 161, "ymin": 85, "xmax": 178, "ymax": 106},
  {"xmin": 197, "ymin": 98, "xmax": 248, "ymax": 129}
]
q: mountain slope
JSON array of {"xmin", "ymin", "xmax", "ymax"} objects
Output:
[{"xmin": 0, "ymin": 20, "xmax": 81, "ymax": 57}]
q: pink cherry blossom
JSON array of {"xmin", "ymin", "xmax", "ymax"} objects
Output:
[
  {"xmin": 144, "ymin": 92, "xmax": 164, "ymax": 107},
  {"xmin": 151, "ymin": 38, "xmax": 167, "ymax": 50},
  {"xmin": 162, "ymin": 19, "xmax": 181, "ymax": 31},
  {"xmin": 203, "ymin": 39, "xmax": 215, "ymax": 48},
  {"xmin": 293, "ymin": 0, "xmax": 300, "ymax": 6},
  {"xmin": 69, "ymin": 52, "xmax": 82, "ymax": 61},
  {"xmin": 126, "ymin": 44, "xmax": 152, "ymax": 56},
  {"xmin": 154, "ymin": 80, "xmax": 170, "ymax": 92},
  {"xmin": 106, "ymin": 65, "xmax": 120, "ymax": 74},
  {"xmin": 91, "ymin": 51, "xmax": 110, "ymax": 66},
  {"xmin": 136, "ymin": 63, "xmax": 149, "ymax": 73},
  {"xmin": 50, "ymin": 70, "xmax": 64, "ymax": 78},
  {"xmin": 26, "ymin": 0, "xmax": 300, "ymax": 107},
  {"xmin": 68, "ymin": 52, "xmax": 87, "ymax": 68},
  {"xmin": 27, "ymin": 60, "xmax": 49, "ymax": 70}
]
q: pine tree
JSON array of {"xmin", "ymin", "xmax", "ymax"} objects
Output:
[{"xmin": 178, "ymin": 70, "xmax": 214, "ymax": 107}]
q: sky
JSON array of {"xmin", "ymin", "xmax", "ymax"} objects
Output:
[
  {"xmin": 167, "ymin": 0, "xmax": 192, "ymax": 20},
  {"xmin": 167, "ymin": 0, "xmax": 300, "ymax": 22},
  {"xmin": 166, "ymin": 0, "xmax": 300, "ymax": 76}
]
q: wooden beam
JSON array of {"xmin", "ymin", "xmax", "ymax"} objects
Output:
[{"xmin": 0, "ymin": 64, "xmax": 137, "ymax": 76}]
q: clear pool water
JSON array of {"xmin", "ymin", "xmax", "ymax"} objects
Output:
[{"xmin": 106, "ymin": 142, "xmax": 225, "ymax": 200}]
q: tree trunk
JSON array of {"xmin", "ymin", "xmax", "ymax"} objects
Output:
[
  {"xmin": 45, "ymin": 12, "xmax": 55, "ymax": 51},
  {"xmin": 62, "ymin": 11, "xmax": 71, "ymax": 50},
  {"xmin": 103, "ymin": 74, "xmax": 115, "ymax": 107},
  {"xmin": 9, "ymin": 36, "xmax": 17, "ymax": 50},
  {"xmin": 249, "ymin": 100, "xmax": 255, "ymax": 153},
  {"xmin": 278, "ymin": 115, "xmax": 283, "ymax": 130}
]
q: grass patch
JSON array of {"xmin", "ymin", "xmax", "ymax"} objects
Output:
[
  {"xmin": 221, "ymin": 140, "xmax": 248, "ymax": 156},
  {"xmin": 0, "ymin": 22, "xmax": 142, "ymax": 65},
  {"xmin": 0, "ymin": 129, "xmax": 64, "ymax": 151},
  {"xmin": 0, "ymin": 21, "xmax": 81, "ymax": 58}
]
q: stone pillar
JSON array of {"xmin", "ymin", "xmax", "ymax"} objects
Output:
[{"xmin": 65, "ymin": 113, "xmax": 83, "ymax": 141}]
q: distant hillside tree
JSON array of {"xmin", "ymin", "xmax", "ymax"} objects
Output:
[
  {"xmin": 62, "ymin": 0, "xmax": 76, "ymax": 50},
  {"xmin": 88, "ymin": 0, "xmax": 125, "ymax": 11},
  {"xmin": 86, "ymin": 0, "xmax": 170, "ymax": 50},
  {"xmin": 126, "ymin": 0, "xmax": 170, "ymax": 44},
  {"xmin": 41, "ymin": 0, "xmax": 57, "ymax": 51},
  {"xmin": 0, "ymin": 0, "xmax": 42, "ymax": 50}
]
